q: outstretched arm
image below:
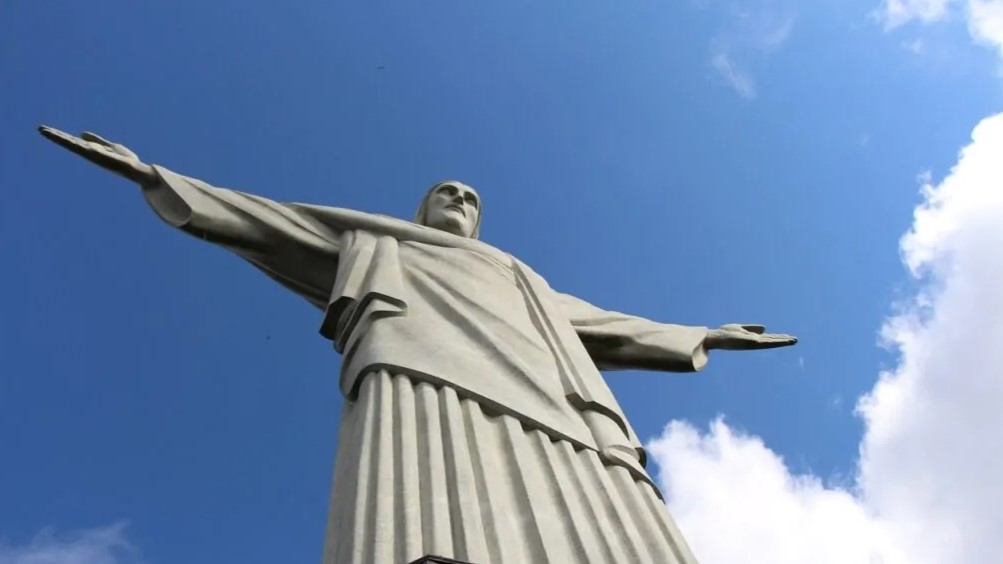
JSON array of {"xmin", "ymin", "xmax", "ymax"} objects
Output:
[
  {"xmin": 554, "ymin": 292, "xmax": 710, "ymax": 372},
  {"xmin": 554, "ymin": 292, "xmax": 797, "ymax": 373},
  {"xmin": 39, "ymin": 126, "xmax": 342, "ymax": 308}
]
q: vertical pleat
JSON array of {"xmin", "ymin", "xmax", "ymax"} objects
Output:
[
  {"xmin": 497, "ymin": 416, "xmax": 566, "ymax": 562},
  {"xmin": 332, "ymin": 370, "xmax": 380, "ymax": 564},
  {"xmin": 415, "ymin": 381, "xmax": 452, "ymax": 556},
  {"xmin": 553, "ymin": 440, "xmax": 624, "ymax": 563},
  {"xmin": 575, "ymin": 446, "xmax": 650, "ymax": 563},
  {"xmin": 367, "ymin": 373, "xmax": 396, "ymax": 563},
  {"xmin": 439, "ymin": 387, "xmax": 490, "ymax": 562},
  {"xmin": 461, "ymin": 397, "xmax": 528, "ymax": 564},
  {"xmin": 577, "ymin": 443, "xmax": 644, "ymax": 562},
  {"xmin": 392, "ymin": 374, "xmax": 422, "ymax": 563},
  {"xmin": 638, "ymin": 477, "xmax": 698, "ymax": 563},
  {"xmin": 609, "ymin": 462, "xmax": 677, "ymax": 560},
  {"xmin": 322, "ymin": 398, "xmax": 357, "ymax": 561},
  {"xmin": 530, "ymin": 432, "xmax": 605, "ymax": 563},
  {"xmin": 323, "ymin": 371, "xmax": 698, "ymax": 564},
  {"xmin": 583, "ymin": 449, "xmax": 659, "ymax": 563}
]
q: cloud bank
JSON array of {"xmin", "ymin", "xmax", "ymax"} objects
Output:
[
  {"xmin": 652, "ymin": 108, "xmax": 1003, "ymax": 564},
  {"xmin": 651, "ymin": 5, "xmax": 1003, "ymax": 559}
]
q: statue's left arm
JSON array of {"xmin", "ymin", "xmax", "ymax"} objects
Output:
[
  {"xmin": 553, "ymin": 292, "xmax": 710, "ymax": 372},
  {"xmin": 553, "ymin": 292, "xmax": 797, "ymax": 373}
]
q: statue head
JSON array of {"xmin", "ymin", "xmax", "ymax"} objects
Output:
[{"xmin": 415, "ymin": 180, "xmax": 481, "ymax": 239}]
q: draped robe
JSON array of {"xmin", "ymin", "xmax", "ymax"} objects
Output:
[{"xmin": 142, "ymin": 166, "xmax": 707, "ymax": 564}]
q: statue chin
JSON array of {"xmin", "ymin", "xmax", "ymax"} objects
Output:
[{"xmin": 426, "ymin": 218, "xmax": 470, "ymax": 238}]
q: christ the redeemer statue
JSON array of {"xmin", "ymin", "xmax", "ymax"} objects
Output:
[{"xmin": 39, "ymin": 126, "xmax": 797, "ymax": 564}]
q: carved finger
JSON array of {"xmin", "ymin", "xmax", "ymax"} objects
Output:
[
  {"xmin": 39, "ymin": 126, "xmax": 79, "ymax": 146},
  {"xmin": 81, "ymin": 131, "xmax": 114, "ymax": 146},
  {"xmin": 746, "ymin": 340, "xmax": 793, "ymax": 351},
  {"xmin": 39, "ymin": 125, "xmax": 130, "ymax": 172},
  {"xmin": 762, "ymin": 333, "xmax": 795, "ymax": 340},
  {"xmin": 740, "ymin": 324, "xmax": 766, "ymax": 334},
  {"xmin": 761, "ymin": 334, "xmax": 798, "ymax": 346},
  {"xmin": 39, "ymin": 126, "xmax": 98, "ymax": 157}
]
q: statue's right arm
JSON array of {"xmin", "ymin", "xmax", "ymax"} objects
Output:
[
  {"xmin": 144, "ymin": 166, "xmax": 342, "ymax": 309},
  {"xmin": 38, "ymin": 127, "xmax": 342, "ymax": 309},
  {"xmin": 143, "ymin": 166, "xmax": 340, "ymax": 256}
]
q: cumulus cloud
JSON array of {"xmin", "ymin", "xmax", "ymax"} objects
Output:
[
  {"xmin": 650, "ymin": 419, "xmax": 906, "ymax": 563},
  {"xmin": 877, "ymin": 0, "xmax": 1003, "ymax": 58},
  {"xmin": 968, "ymin": 0, "xmax": 1003, "ymax": 56},
  {"xmin": 878, "ymin": 0, "xmax": 959, "ymax": 29},
  {"xmin": 0, "ymin": 523, "xmax": 141, "ymax": 564},
  {"xmin": 859, "ymin": 111, "xmax": 1003, "ymax": 564},
  {"xmin": 651, "ymin": 3, "xmax": 1003, "ymax": 560},
  {"xmin": 701, "ymin": 4, "xmax": 795, "ymax": 99},
  {"xmin": 649, "ymin": 107, "xmax": 1003, "ymax": 563}
]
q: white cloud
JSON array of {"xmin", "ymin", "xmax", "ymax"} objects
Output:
[
  {"xmin": 649, "ymin": 110, "xmax": 1003, "ymax": 564},
  {"xmin": 703, "ymin": 5, "xmax": 795, "ymax": 98},
  {"xmin": 0, "ymin": 523, "xmax": 141, "ymax": 564},
  {"xmin": 878, "ymin": 0, "xmax": 959, "ymax": 29},
  {"xmin": 710, "ymin": 53, "xmax": 758, "ymax": 99},
  {"xmin": 877, "ymin": 0, "xmax": 1003, "ymax": 57},
  {"xmin": 859, "ymin": 111, "xmax": 1003, "ymax": 563},
  {"xmin": 650, "ymin": 419, "xmax": 906, "ymax": 563},
  {"xmin": 968, "ymin": 0, "xmax": 1003, "ymax": 56}
]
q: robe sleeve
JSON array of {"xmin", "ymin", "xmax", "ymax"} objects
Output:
[
  {"xmin": 140, "ymin": 165, "xmax": 343, "ymax": 309},
  {"xmin": 553, "ymin": 291, "xmax": 710, "ymax": 373}
]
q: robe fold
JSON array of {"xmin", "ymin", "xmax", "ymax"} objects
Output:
[{"xmin": 142, "ymin": 165, "xmax": 705, "ymax": 564}]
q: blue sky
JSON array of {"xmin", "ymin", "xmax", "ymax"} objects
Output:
[{"xmin": 2, "ymin": 1, "xmax": 1002, "ymax": 563}]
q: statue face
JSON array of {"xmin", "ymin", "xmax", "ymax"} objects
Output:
[{"xmin": 423, "ymin": 182, "xmax": 480, "ymax": 238}]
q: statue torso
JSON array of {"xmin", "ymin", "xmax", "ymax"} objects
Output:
[{"xmin": 339, "ymin": 240, "xmax": 598, "ymax": 449}]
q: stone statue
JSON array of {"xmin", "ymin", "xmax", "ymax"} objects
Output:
[{"xmin": 39, "ymin": 126, "xmax": 797, "ymax": 564}]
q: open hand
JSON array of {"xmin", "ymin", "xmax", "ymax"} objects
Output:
[
  {"xmin": 38, "ymin": 126, "xmax": 155, "ymax": 185},
  {"xmin": 704, "ymin": 324, "xmax": 797, "ymax": 351}
]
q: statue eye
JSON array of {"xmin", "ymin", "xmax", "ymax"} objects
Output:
[{"xmin": 464, "ymin": 193, "xmax": 478, "ymax": 208}]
